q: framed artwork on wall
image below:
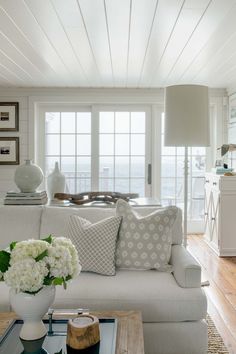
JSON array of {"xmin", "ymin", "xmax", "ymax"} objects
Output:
[
  {"xmin": 0, "ymin": 102, "xmax": 19, "ymax": 131},
  {"xmin": 0, "ymin": 137, "xmax": 19, "ymax": 165}
]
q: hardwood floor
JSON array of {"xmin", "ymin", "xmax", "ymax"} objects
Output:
[{"xmin": 188, "ymin": 234, "xmax": 236, "ymax": 354}]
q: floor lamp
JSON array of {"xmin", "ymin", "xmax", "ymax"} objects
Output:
[{"xmin": 164, "ymin": 85, "xmax": 210, "ymax": 248}]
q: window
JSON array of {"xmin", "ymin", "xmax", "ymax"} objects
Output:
[
  {"xmin": 160, "ymin": 114, "xmax": 206, "ymax": 221},
  {"xmin": 42, "ymin": 106, "xmax": 151, "ymax": 197},
  {"xmin": 99, "ymin": 111, "xmax": 147, "ymax": 196},
  {"xmin": 45, "ymin": 110, "xmax": 91, "ymax": 194}
]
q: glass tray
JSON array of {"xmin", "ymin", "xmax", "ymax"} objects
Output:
[{"xmin": 0, "ymin": 318, "xmax": 117, "ymax": 354}]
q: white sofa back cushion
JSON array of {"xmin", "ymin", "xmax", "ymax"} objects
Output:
[
  {"xmin": 0, "ymin": 205, "xmax": 43, "ymax": 249},
  {"xmin": 40, "ymin": 206, "xmax": 182, "ymax": 245},
  {"xmin": 39, "ymin": 207, "xmax": 115, "ymax": 238}
]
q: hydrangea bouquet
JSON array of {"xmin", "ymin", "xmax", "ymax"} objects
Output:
[{"xmin": 0, "ymin": 235, "xmax": 81, "ymax": 294}]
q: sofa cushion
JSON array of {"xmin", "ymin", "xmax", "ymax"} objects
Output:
[
  {"xmin": 54, "ymin": 269, "xmax": 207, "ymax": 322},
  {"xmin": 116, "ymin": 200, "xmax": 178, "ymax": 271},
  {"xmin": 67, "ymin": 215, "xmax": 121, "ymax": 275},
  {"xmin": 0, "ymin": 282, "xmax": 10, "ymax": 312},
  {"xmin": 40, "ymin": 206, "xmax": 115, "ymax": 238},
  {"xmin": 0, "ymin": 205, "xmax": 43, "ymax": 249},
  {"xmin": 40, "ymin": 206, "xmax": 183, "ymax": 245}
]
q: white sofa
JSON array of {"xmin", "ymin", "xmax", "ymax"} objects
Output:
[{"xmin": 0, "ymin": 205, "xmax": 207, "ymax": 354}]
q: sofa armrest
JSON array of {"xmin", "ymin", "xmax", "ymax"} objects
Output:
[{"xmin": 170, "ymin": 245, "xmax": 201, "ymax": 288}]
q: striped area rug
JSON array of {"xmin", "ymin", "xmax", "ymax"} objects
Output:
[{"xmin": 207, "ymin": 315, "xmax": 229, "ymax": 354}]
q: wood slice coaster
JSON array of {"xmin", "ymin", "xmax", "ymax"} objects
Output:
[{"xmin": 67, "ymin": 314, "xmax": 100, "ymax": 352}]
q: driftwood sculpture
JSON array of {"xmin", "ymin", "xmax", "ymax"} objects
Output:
[{"xmin": 54, "ymin": 191, "xmax": 139, "ymax": 205}]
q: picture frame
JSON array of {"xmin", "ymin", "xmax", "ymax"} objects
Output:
[
  {"xmin": 0, "ymin": 102, "xmax": 19, "ymax": 131},
  {"xmin": 0, "ymin": 137, "xmax": 19, "ymax": 165}
]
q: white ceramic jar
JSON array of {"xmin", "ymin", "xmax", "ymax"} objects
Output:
[
  {"xmin": 47, "ymin": 161, "xmax": 66, "ymax": 200},
  {"xmin": 14, "ymin": 160, "xmax": 44, "ymax": 193}
]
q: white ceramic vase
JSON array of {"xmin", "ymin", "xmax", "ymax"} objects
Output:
[
  {"xmin": 47, "ymin": 162, "xmax": 66, "ymax": 200},
  {"xmin": 9, "ymin": 286, "xmax": 56, "ymax": 341},
  {"xmin": 14, "ymin": 159, "xmax": 44, "ymax": 193}
]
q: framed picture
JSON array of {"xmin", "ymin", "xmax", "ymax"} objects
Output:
[
  {"xmin": 0, "ymin": 137, "xmax": 19, "ymax": 165},
  {"xmin": 0, "ymin": 102, "xmax": 19, "ymax": 131}
]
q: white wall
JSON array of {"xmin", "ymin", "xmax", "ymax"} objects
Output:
[{"xmin": 0, "ymin": 87, "xmax": 227, "ymax": 198}]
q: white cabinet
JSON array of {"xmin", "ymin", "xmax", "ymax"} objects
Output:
[{"xmin": 204, "ymin": 173, "xmax": 236, "ymax": 256}]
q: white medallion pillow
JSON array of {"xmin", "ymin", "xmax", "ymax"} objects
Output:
[
  {"xmin": 67, "ymin": 215, "xmax": 121, "ymax": 276},
  {"xmin": 116, "ymin": 199, "xmax": 178, "ymax": 271}
]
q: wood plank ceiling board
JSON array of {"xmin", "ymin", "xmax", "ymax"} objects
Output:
[
  {"xmin": 0, "ymin": 5, "xmax": 55, "ymax": 86},
  {"xmin": 138, "ymin": 0, "xmax": 185, "ymax": 87},
  {"xmin": 126, "ymin": 0, "xmax": 158, "ymax": 87},
  {"xmin": 0, "ymin": 0, "xmax": 235, "ymax": 88},
  {"xmin": 24, "ymin": 0, "xmax": 89, "ymax": 86},
  {"xmin": 0, "ymin": 0, "xmax": 74, "ymax": 86},
  {"xmin": 148, "ymin": 0, "xmax": 212, "ymax": 87},
  {"xmin": 104, "ymin": 0, "xmax": 130, "ymax": 87},
  {"xmin": 51, "ymin": 0, "xmax": 101, "ymax": 86},
  {"xmin": 192, "ymin": 4, "xmax": 236, "ymax": 88},
  {"xmin": 79, "ymin": 0, "xmax": 114, "ymax": 87},
  {"xmin": 178, "ymin": 0, "xmax": 236, "ymax": 86}
]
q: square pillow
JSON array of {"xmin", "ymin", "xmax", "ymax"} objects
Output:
[
  {"xmin": 67, "ymin": 215, "xmax": 121, "ymax": 275},
  {"xmin": 115, "ymin": 199, "xmax": 178, "ymax": 271}
]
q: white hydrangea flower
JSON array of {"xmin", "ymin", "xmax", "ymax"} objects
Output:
[
  {"xmin": 2, "ymin": 236, "xmax": 80, "ymax": 293},
  {"xmin": 4, "ymin": 258, "xmax": 49, "ymax": 293},
  {"xmin": 46, "ymin": 241, "xmax": 81, "ymax": 279},
  {"xmin": 51, "ymin": 237, "xmax": 81, "ymax": 278},
  {"xmin": 10, "ymin": 239, "xmax": 49, "ymax": 265}
]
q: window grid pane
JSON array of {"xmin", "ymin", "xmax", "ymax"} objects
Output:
[
  {"xmin": 45, "ymin": 111, "xmax": 91, "ymax": 194},
  {"xmin": 99, "ymin": 111, "xmax": 146, "ymax": 197}
]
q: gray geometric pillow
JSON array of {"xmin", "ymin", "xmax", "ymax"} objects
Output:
[
  {"xmin": 67, "ymin": 215, "xmax": 121, "ymax": 276},
  {"xmin": 115, "ymin": 200, "xmax": 178, "ymax": 271}
]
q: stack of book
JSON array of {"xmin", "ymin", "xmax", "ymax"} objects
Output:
[{"xmin": 4, "ymin": 191, "xmax": 48, "ymax": 205}]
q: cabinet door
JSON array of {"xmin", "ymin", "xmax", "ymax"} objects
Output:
[
  {"xmin": 210, "ymin": 190, "xmax": 220, "ymax": 249},
  {"xmin": 204, "ymin": 185, "xmax": 212, "ymax": 241}
]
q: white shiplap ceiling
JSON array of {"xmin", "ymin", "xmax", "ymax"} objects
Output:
[{"xmin": 0, "ymin": 0, "xmax": 236, "ymax": 88}]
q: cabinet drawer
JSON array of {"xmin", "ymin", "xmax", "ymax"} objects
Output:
[
  {"xmin": 205, "ymin": 174, "xmax": 220, "ymax": 191},
  {"xmin": 205, "ymin": 173, "xmax": 236, "ymax": 192}
]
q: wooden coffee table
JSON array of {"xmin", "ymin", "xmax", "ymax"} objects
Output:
[{"xmin": 0, "ymin": 310, "xmax": 144, "ymax": 354}]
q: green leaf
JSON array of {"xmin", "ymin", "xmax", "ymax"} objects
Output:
[
  {"xmin": 42, "ymin": 235, "xmax": 53, "ymax": 244},
  {"xmin": 43, "ymin": 275, "xmax": 54, "ymax": 286},
  {"xmin": 10, "ymin": 241, "xmax": 17, "ymax": 251},
  {"xmin": 0, "ymin": 250, "xmax": 10, "ymax": 273},
  {"xmin": 52, "ymin": 277, "xmax": 64, "ymax": 286},
  {"xmin": 65, "ymin": 275, "xmax": 72, "ymax": 281},
  {"xmin": 35, "ymin": 249, "xmax": 48, "ymax": 262}
]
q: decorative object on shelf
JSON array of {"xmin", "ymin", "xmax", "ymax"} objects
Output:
[
  {"xmin": 217, "ymin": 143, "xmax": 236, "ymax": 168},
  {"xmin": 164, "ymin": 85, "xmax": 210, "ymax": 248},
  {"xmin": 54, "ymin": 191, "xmax": 139, "ymax": 205},
  {"xmin": 4, "ymin": 190, "xmax": 48, "ymax": 205},
  {"xmin": 0, "ymin": 235, "xmax": 81, "ymax": 352},
  {"xmin": 47, "ymin": 161, "xmax": 66, "ymax": 200},
  {"xmin": 0, "ymin": 102, "xmax": 19, "ymax": 131},
  {"xmin": 14, "ymin": 159, "xmax": 44, "ymax": 192},
  {"xmin": 67, "ymin": 314, "xmax": 100, "ymax": 352},
  {"xmin": 0, "ymin": 137, "xmax": 19, "ymax": 165}
]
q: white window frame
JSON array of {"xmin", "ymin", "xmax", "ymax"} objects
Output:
[{"xmin": 37, "ymin": 103, "xmax": 152, "ymax": 197}]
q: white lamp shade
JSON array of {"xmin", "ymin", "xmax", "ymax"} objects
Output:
[{"xmin": 164, "ymin": 85, "xmax": 210, "ymax": 147}]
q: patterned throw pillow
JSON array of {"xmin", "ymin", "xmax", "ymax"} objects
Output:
[
  {"xmin": 67, "ymin": 215, "xmax": 121, "ymax": 276},
  {"xmin": 116, "ymin": 199, "xmax": 178, "ymax": 271}
]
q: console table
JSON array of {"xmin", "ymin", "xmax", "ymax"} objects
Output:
[{"xmin": 49, "ymin": 197, "xmax": 161, "ymax": 208}]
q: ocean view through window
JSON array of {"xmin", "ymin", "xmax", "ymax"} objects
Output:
[{"xmin": 44, "ymin": 107, "xmax": 151, "ymax": 197}]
